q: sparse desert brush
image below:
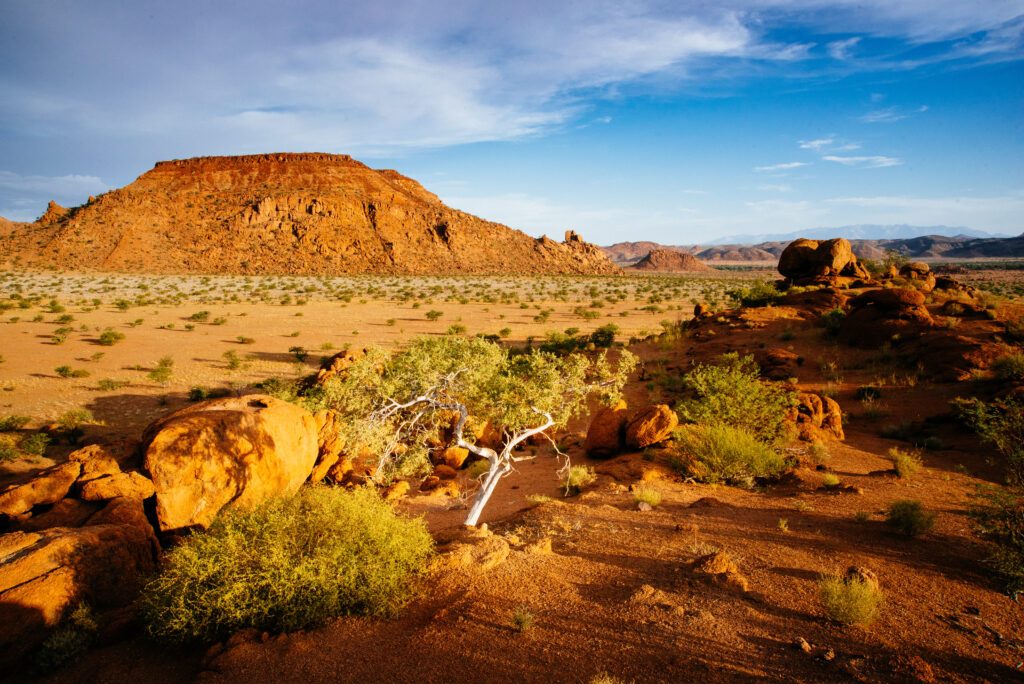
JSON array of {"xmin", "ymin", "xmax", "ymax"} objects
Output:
[
  {"xmin": 425, "ymin": 309, "xmax": 443, "ymax": 321},
  {"xmin": 992, "ymin": 352, "xmax": 1024, "ymax": 382},
  {"xmin": 33, "ymin": 603, "xmax": 98, "ymax": 674},
  {"xmin": 97, "ymin": 329, "xmax": 125, "ymax": 346},
  {"xmin": 564, "ymin": 465, "xmax": 597, "ymax": 496},
  {"xmin": 19, "ymin": 432, "xmax": 50, "ymax": 456},
  {"xmin": 970, "ymin": 485, "xmax": 1024, "ymax": 593},
  {"xmin": 236, "ymin": 335, "xmax": 255, "ymax": 344},
  {"xmin": 0, "ymin": 438, "xmax": 17, "ymax": 462},
  {"xmin": 55, "ymin": 365, "xmax": 90, "ymax": 379},
  {"xmin": 818, "ymin": 573, "xmax": 882, "ymax": 626},
  {"xmin": 511, "ymin": 605, "xmax": 534, "ymax": 633},
  {"xmin": 808, "ymin": 442, "xmax": 830, "ymax": 465},
  {"xmin": 886, "ymin": 499, "xmax": 936, "ymax": 537},
  {"xmin": 673, "ymin": 423, "xmax": 788, "ymax": 487},
  {"xmin": 859, "ymin": 395, "xmax": 890, "ymax": 420},
  {"xmin": 952, "ymin": 396, "xmax": 1024, "ymax": 482},
  {"xmin": 589, "ymin": 673, "xmax": 628, "ymax": 684},
  {"xmin": 140, "ymin": 486, "xmax": 434, "ymax": 643},
  {"xmin": 632, "ymin": 486, "xmax": 662, "ymax": 507},
  {"xmin": 96, "ymin": 378, "xmax": 129, "ymax": 391},
  {"xmin": 820, "ymin": 307, "xmax": 846, "ymax": 336},
  {"xmin": 223, "ymin": 350, "xmax": 243, "ymax": 370},
  {"xmin": 675, "ymin": 353, "xmax": 796, "ymax": 444},
  {"xmin": 888, "ymin": 447, "xmax": 923, "ymax": 478},
  {"xmin": 726, "ymin": 280, "xmax": 779, "ymax": 307},
  {"xmin": 147, "ymin": 356, "xmax": 174, "ymax": 384},
  {"xmin": 821, "ymin": 472, "xmax": 841, "ymax": 489},
  {"xmin": 0, "ymin": 414, "xmax": 30, "ymax": 431}
]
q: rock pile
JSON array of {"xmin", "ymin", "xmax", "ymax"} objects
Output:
[{"xmin": 778, "ymin": 238, "xmax": 870, "ymax": 284}]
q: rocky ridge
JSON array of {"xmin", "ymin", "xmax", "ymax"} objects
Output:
[{"xmin": 0, "ymin": 153, "xmax": 619, "ymax": 276}]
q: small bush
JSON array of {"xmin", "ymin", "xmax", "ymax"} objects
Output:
[
  {"xmin": 632, "ymin": 486, "xmax": 662, "ymax": 508},
  {"xmin": 886, "ymin": 499, "xmax": 935, "ymax": 537},
  {"xmin": 511, "ymin": 605, "xmax": 534, "ymax": 633},
  {"xmin": 55, "ymin": 365, "xmax": 90, "ymax": 379},
  {"xmin": 141, "ymin": 486, "xmax": 434, "ymax": 643},
  {"xmin": 97, "ymin": 329, "xmax": 125, "ymax": 346},
  {"xmin": 675, "ymin": 353, "xmax": 796, "ymax": 444},
  {"xmin": 821, "ymin": 307, "xmax": 846, "ymax": 335},
  {"xmin": 147, "ymin": 356, "xmax": 174, "ymax": 384},
  {"xmin": 818, "ymin": 574, "xmax": 882, "ymax": 626},
  {"xmin": 289, "ymin": 346, "xmax": 308, "ymax": 363},
  {"xmin": 0, "ymin": 414, "xmax": 30, "ymax": 431},
  {"xmin": 727, "ymin": 280, "xmax": 780, "ymax": 307},
  {"xmin": 56, "ymin": 408, "xmax": 95, "ymax": 431},
  {"xmin": 969, "ymin": 485, "xmax": 1024, "ymax": 593},
  {"xmin": 953, "ymin": 396, "xmax": 1024, "ymax": 483},
  {"xmin": 563, "ymin": 465, "xmax": 596, "ymax": 496},
  {"xmin": 33, "ymin": 604, "xmax": 98, "ymax": 673},
  {"xmin": 19, "ymin": 433, "xmax": 50, "ymax": 456},
  {"xmin": 425, "ymin": 310, "xmax": 443, "ymax": 321},
  {"xmin": 992, "ymin": 352, "xmax": 1024, "ymax": 382},
  {"xmin": 0, "ymin": 438, "xmax": 17, "ymax": 462},
  {"xmin": 96, "ymin": 378, "xmax": 129, "ymax": 391},
  {"xmin": 673, "ymin": 423, "xmax": 788, "ymax": 487},
  {"xmin": 888, "ymin": 448, "xmax": 922, "ymax": 478},
  {"xmin": 821, "ymin": 472, "xmax": 841, "ymax": 489}
]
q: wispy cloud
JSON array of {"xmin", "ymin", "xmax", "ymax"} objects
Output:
[
  {"xmin": 799, "ymin": 138, "xmax": 833, "ymax": 151},
  {"xmin": 827, "ymin": 37, "xmax": 861, "ymax": 60},
  {"xmin": 754, "ymin": 161, "xmax": 810, "ymax": 172},
  {"xmin": 822, "ymin": 155, "xmax": 903, "ymax": 168},
  {"xmin": 860, "ymin": 105, "xmax": 928, "ymax": 123},
  {"xmin": 757, "ymin": 183, "xmax": 792, "ymax": 192}
]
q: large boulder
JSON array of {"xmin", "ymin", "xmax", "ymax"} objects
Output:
[
  {"xmin": 778, "ymin": 238, "xmax": 870, "ymax": 282},
  {"xmin": 309, "ymin": 409, "xmax": 345, "ymax": 482},
  {"xmin": 795, "ymin": 393, "xmax": 844, "ymax": 441},
  {"xmin": 625, "ymin": 405, "xmax": 679, "ymax": 449},
  {"xmin": 78, "ymin": 471, "xmax": 155, "ymax": 502},
  {"xmin": 141, "ymin": 395, "xmax": 319, "ymax": 533},
  {"xmin": 585, "ymin": 400, "xmax": 629, "ymax": 457},
  {"xmin": 838, "ymin": 288, "xmax": 932, "ymax": 348},
  {"xmin": 0, "ymin": 462, "xmax": 81, "ymax": 518},
  {"xmin": 0, "ymin": 524, "xmax": 157, "ymax": 665}
]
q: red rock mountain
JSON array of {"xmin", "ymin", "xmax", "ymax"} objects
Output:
[
  {"xmin": 629, "ymin": 249, "xmax": 712, "ymax": 272},
  {"xmin": 0, "ymin": 153, "xmax": 619, "ymax": 275}
]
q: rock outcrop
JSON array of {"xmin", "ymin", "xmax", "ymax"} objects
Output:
[
  {"xmin": 584, "ymin": 400, "xmax": 629, "ymax": 457},
  {"xmin": 0, "ymin": 153, "xmax": 620, "ymax": 276},
  {"xmin": 625, "ymin": 405, "xmax": 679, "ymax": 449},
  {"xmin": 778, "ymin": 238, "xmax": 870, "ymax": 283},
  {"xmin": 141, "ymin": 395, "xmax": 319, "ymax": 532},
  {"xmin": 838, "ymin": 288, "xmax": 933, "ymax": 348},
  {"xmin": 630, "ymin": 249, "xmax": 712, "ymax": 272}
]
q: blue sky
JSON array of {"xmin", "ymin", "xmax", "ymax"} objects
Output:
[{"xmin": 1, "ymin": 1, "xmax": 1021, "ymax": 244}]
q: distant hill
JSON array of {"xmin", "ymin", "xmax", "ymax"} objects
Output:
[
  {"xmin": 0, "ymin": 153, "xmax": 619, "ymax": 276},
  {"xmin": 603, "ymin": 233, "xmax": 1024, "ymax": 265},
  {"xmin": 709, "ymin": 224, "xmax": 1012, "ymax": 245}
]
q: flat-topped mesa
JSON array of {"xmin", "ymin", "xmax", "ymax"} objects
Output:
[
  {"xmin": 1, "ymin": 153, "xmax": 620, "ymax": 276},
  {"xmin": 152, "ymin": 152, "xmax": 362, "ymax": 169}
]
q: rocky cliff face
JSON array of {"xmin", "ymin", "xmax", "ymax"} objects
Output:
[{"xmin": 0, "ymin": 153, "xmax": 619, "ymax": 275}]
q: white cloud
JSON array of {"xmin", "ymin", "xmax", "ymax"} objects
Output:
[
  {"xmin": 827, "ymin": 37, "xmax": 861, "ymax": 60},
  {"xmin": 799, "ymin": 138, "xmax": 833, "ymax": 151},
  {"xmin": 757, "ymin": 184, "xmax": 792, "ymax": 192},
  {"xmin": 0, "ymin": 171, "xmax": 107, "ymax": 197},
  {"xmin": 823, "ymin": 155, "xmax": 903, "ymax": 167},
  {"xmin": 754, "ymin": 161, "xmax": 810, "ymax": 172}
]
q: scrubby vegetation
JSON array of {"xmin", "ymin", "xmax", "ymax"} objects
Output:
[
  {"xmin": 818, "ymin": 574, "xmax": 883, "ymax": 626},
  {"xmin": 675, "ymin": 353, "xmax": 796, "ymax": 444},
  {"xmin": 886, "ymin": 499, "xmax": 936, "ymax": 537},
  {"xmin": 672, "ymin": 423, "xmax": 788, "ymax": 487},
  {"xmin": 141, "ymin": 486, "xmax": 434, "ymax": 643}
]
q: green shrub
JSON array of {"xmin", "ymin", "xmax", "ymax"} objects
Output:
[
  {"xmin": 672, "ymin": 423, "xmax": 788, "ymax": 487},
  {"xmin": 96, "ymin": 378, "xmax": 129, "ymax": 391},
  {"xmin": 589, "ymin": 324, "xmax": 619, "ymax": 348},
  {"xmin": 289, "ymin": 346, "xmax": 308, "ymax": 363},
  {"xmin": 0, "ymin": 414, "xmax": 30, "ymax": 431},
  {"xmin": 33, "ymin": 604, "xmax": 98, "ymax": 673},
  {"xmin": 425, "ymin": 310, "xmax": 443, "ymax": 321},
  {"xmin": 141, "ymin": 486, "xmax": 433, "ymax": 643},
  {"xmin": 675, "ymin": 353, "xmax": 796, "ymax": 444},
  {"xmin": 818, "ymin": 574, "xmax": 882, "ymax": 625},
  {"xmin": 821, "ymin": 472, "xmax": 841, "ymax": 489},
  {"xmin": 0, "ymin": 438, "xmax": 16, "ymax": 462},
  {"xmin": 953, "ymin": 396, "xmax": 1024, "ymax": 483},
  {"xmin": 19, "ymin": 433, "xmax": 50, "ymax": 456},
  {"xmin": 97, "ymin": 329, "xmax": 125, "ymax": 346},
  {"xmin": 969, "ymin": 485, "xmax": 1024, "ymax": 593},
  {"xmin": 886, "ymin": 499, "xmax": 935, "ymax": 536},
  {"xmin": 727, "ymin": 280, "xmax": 780, "ymax": 307},
  {"xmin": 563, "ymin": 465, "xmax": 596, "ymax": 496},
  {"xmin": 511, "ymin": 605, "xmax": 534, "ymax": 633},
  {"xmin": 56, "ymin": 409, "xmax": 94, "ymax": 431},
  {"xmin": 821, "ymin": 307, "xmax": 846, "ymax": 335},
  {"xmin": 632, "ymin": 486, "xmax": 662, "ymax": 507},
  {"xmin": 55, "ymin": 366, "xmax": 90, "ymax": 379},
  {"xmin": 888, "ymin": 447, "xmax": 922, "ymax": 478},
  {"xmin": 147, "ymin": 356, "xmax": 174, "ymax": 385},
  {"xmin": 992, "ymin": 352, "xmax": 1024, "ymax": 382}
]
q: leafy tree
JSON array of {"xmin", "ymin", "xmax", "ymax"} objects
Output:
[{"xmin": 307, "ymin": 336, "xmax": 636, "ymax": 526}]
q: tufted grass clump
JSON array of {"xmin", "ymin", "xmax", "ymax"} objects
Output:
[
  {"xmin": 140, "ymin": 486, "xmax": 434, "ymax": 644},
  {"xmin": 563, "ymin": 465, "xmax": 596, "ymax": 496},
  {"xmin": 886, "ymin": 499, "xmax": 936, "ymax": 537},
  {"xmin": 818, "ymin": 574, "xmax": 882, "ymax": 626},
  {"xmin": 672, "ymin": 423, "xmax": 788, "ymax": 487},
  {"xmin": 888, "ymin": 447, "xmax": 922, "ymax": 478},
  {"xmin": 632, "ymin": 486, "xmax": 662, "ymax": 508}
]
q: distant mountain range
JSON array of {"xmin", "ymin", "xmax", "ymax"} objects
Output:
[
  {"xmin": 603, "ymin": 231, "xmax": 1024, "ymax": 266},
  {"xmin": 708, "ymin": 224, "xmax": 1013, "ymax": 245}
]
